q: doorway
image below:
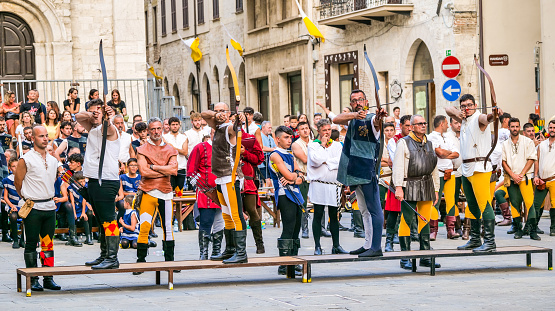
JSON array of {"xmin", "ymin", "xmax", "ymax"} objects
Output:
[{"xmin": 412, "ymin": 42, "xmax": 435, "ymax": 130}]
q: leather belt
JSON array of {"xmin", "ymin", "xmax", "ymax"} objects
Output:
[
  {"xmin": 462, "ymin": 157, "xmax": 491, "ymax": 164},
  {"xmin": 380, "ymin": 173, "xmax": 392, "ymax": 178},
  {"xmin": 542, "ymin": 176, "xmax": 555, "ymax": 183},
  {"xmin": 404, "ymin": 175, "xmax": 431, "ymax": 182},
  {"xmin": 244, "ymin": 176, "xmax": 254, "ymax": 180},
  {"xmin": 28, "ymin": 198, "xmax": 54, "ymax": 203}
]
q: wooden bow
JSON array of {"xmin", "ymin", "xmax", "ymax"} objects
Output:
[
  {"xmin": 226, "ymin": 45, "xmax": 242, "ymax": 184},
  {"xmin": 98, "ymin": 40, "xmax": 109, "ymax": 185},
  {"xmin": 474, "ymin": 55, "xmax": 498, "ymax": 169},
  {"xmin": 363, "ymin": 44, "xmax": 384, "ymax": 177}
]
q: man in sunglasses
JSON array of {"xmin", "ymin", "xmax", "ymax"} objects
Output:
[
  {"xmin": 333, "ymin": 89, "xmax": 387, "ymax": 257},
  {"xmin": 446, "ymin": 94, "xmax": 503, "ymax": 253},
  {"xmin": 392, "ymin": 115, "xmax": 440, "ymax": 270}
]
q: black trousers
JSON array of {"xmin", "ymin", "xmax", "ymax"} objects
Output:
[
  {"xmin": 171, "ymin": 169, "xmax": 187, "ymax": 192},
  {"xmin": 56, "ymin": 201, "xmax": 75, "ymax": 228},
  {"xmin": 313, "ymin": 204, "xmax": 340, "ymax": 248},
  {"xmin": 87, "ymin": 179, "xmax": 119, "ymax": 236},
  {"xmin": 1, "ymin": 202, "xmax": 9, "ymax": 236},
  {"xmin": 23, "ymin": 209, "xmax": 56, "ymax": 254},
  {"xmin": 278, "ymin": 195, "xmax": 302, "ymax": 240}
]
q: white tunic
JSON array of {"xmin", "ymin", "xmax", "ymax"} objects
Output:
[
  {"xmin": 502, "ymin": 135, "xmax": 537, "ymax": 179},
  {"xmin": 184, "ymin": 128, "xmax": 205, "ymax": 154},
  {"xmin": 538, "ymin": 139, "xmax": 555, "ymax": 179},
  {"xmin": 460, "ymin": 111, "xmax": 493, "ymax": 177},
  {"xmin": 428, "ymin": 131, "xmax": 456, "ymax": 177},
  {"xmin": 164, "ymin": 132, "xmax": 188, "ymax": 170},
  {"xmin": 307, "ymin": 141, "xmax": 343, "ymax": 206},
  {"xmin": 21, "ymin": 150, "xmax": 58, "ymax": 211},
  {"xmin": 83, "ymin": 122, "xmax": 121, "ymax": 181},
  {"xmin": 118, "ymin": 131, "xmax": 132, "ymax": 163},
  {"xmin": 444, "ymin": 131, "xmax": 462, "ymax": 177}
]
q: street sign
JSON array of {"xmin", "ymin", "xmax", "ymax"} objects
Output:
[
  {"xmin": 489, "ymin": 54, "xmax": 509, "ymax": 66},
  {"xmin": 442, "ymin": 79, "xmax": 461, "ymax": 102},
  {"xmin": 445, "ymin": 49, "xmax": 452, "ymax": 57},
  {"xmin": 442, "ymin": 56, "xmax": 461, "ymax": 78}
]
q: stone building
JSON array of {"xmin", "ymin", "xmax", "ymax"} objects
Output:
[
  {"xmin": 147, "ymin": 0, "xmax": 555, "ymax": 126},
  {"xmin": 0, "ymin": 0, "xmax": 147, "ymax": 114}
]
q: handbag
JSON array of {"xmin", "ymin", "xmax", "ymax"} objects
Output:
[
  {"xmin": 6, "ymin": 112, "xmax": 19, "ymax": 120},
  {"xmin": 18, "ymin": 199, "xmax": 34, "ymax": 219},
  {"xmin": 443, "ymin": 169, "xmax": 453, "ymax": 181}
]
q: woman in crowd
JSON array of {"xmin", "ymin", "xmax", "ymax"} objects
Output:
[
  {"xmin": 15, "ymin": 112, "xmax": 34, "ymax": 139},
  {"xmin": 85, "ymin": 89, "xmax": 99, "ymax": 111},
  {"xmin": 107, "ymin": 89, "xmax": 127, "ymax": 120},
  {"xmin": 46, "ymin": 101, "xmax": 61, "ymax": 122},
  {"xmin": 61, "ymin": 110, "xmax": 73, "ymax": 123},
  {"xmin": 2, "ymin": 90, "xmax": 21, "ymax": 137},
  {"xmin": 63, "ymin": 88, "xmax": 80, "ymax": 116},
  {"xmin": 44, "ymin": 109, "xmax": 60, "ymax": 141}
]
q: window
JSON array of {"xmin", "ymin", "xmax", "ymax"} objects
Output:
[
  {"xmin": 171, "ymin": 0, "xmax": 177, "ymax": 32},
  {"xmin": 198, "ymin": 0, "xmax": 204, "ymax": 24},
  {"xmin": 182, "ymin": 0, "xmax": 189, "ymax": 28},
  {"xmin": 145, "ymin": 11, "xmax": 149, "ymax": 44},
  {"xmin": 153, "ymin": 6, "xmax": 158, "ymax": 43},
  {"xmin": 339, "ymin": 63, "xmax": 354, "ymax": 110},
  {"xmin": 288, "ymin": 73, "xmax": 302, "ymax": 115},
  {"xmin": 161, "ymin": 0, "xmax": 167, "ymax": 36},
  {"xmin": 236, "ymin": 0, "xmax": 243, "ymax": 12},
  {"xmin": 213, "ymin": 0, "xmax": 219, "ymax": 19},
  {"xmin": 258, "ymin": 78, "xmax": 269, "ymax": 121}
]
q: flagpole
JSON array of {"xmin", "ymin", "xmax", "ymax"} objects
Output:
[{"xmin": 195, "ymin": 61, "xmax": 201, "ymax": 112}]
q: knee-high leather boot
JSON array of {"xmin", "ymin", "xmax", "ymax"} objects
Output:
[
  {"xmin": 223, "ymin": 230, "xmax": 248, "ymax": 264},
  {"xmin": 210, "ymin": 230, "xmax": 224, "ymax": 259},
  {"xmin": 301, "ymin": 210, "xmax": 309, "ymax": 239},
  {"xmin": 66, "ymin": 224, "xmax": 83, "ymax": 247},
  {"xmin": 513, "ymin": 217, "xmax": 524, "ymax": 239},
  {"xmin": 211, "ymin": 229, "xmax": 235, "ymax": 261},
  {"xmin": 472, "ymin": 219, "xmax": 496, "ymax": 253},
  {"xmin": 85, "ymin": 231, "xmax": 106, "ymax": 266},
  {"xmin": 461, "ymin": 218, "xmax": 471, "ymax": 240},
  {"xmin": 429, "ymin": 220, "xmax": 439, "ymax": 241},
  {"xmin": 163, "ymin": 240, "xmax": 176, "ymax": 261},
  {"xmin": 529, "ymin": 218, "xmax": 541, "ymax": 241},
  {"xmin": 352, "ymin": 210, "xmax": 365, "ymax": 238},
  {"xmin": 133, "ymin": 242, "xmax": 149, "ymax": 275},
  {"xmin": 399, "ymin": 236, "xmax": 413, "ymax": 270},
  {"xmin": 497, "ymin": 202, "xmax": 512, "ymax": 226},
  {"xmin": 550, "ymin": 209, "xmax": 555, "ymax": 236},
  {"xmin": 40, "ymin": 251, "xmax": 61, "ymax": 290},
  {"xmin": 83, "ymin": 221, "xmax": 93, "ymax": 245},
  {"xmin": 277, "ymin": 238, "xmax": 299, "ymax": 276},
  {"xmin": 457, "ymin": 219, "xmax": 482, "ymax": 250},
  {"xmin": 198, "ymin": 230, "xmax": 210, "ymax": 260},
  {"xmin": 419, "ymin": 234, "xmax": 441, "ymax": 268},
  {"xmin": 445, "ymin": 216, "xmax": 460, "ymax": 239},
  {"xmin": 91, "ymin": 235, "xmax": 120, "ymax": 269},
  {"xmin": 24, "ymin": 252, "xmax": 43, "ymax": 291},
  {"xmin": 250, "ymin": 220, "xmax": 265, "ymax": 254}
]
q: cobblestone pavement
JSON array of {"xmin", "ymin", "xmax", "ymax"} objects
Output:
[{"xmin": 0, "ymin": 214, "xmax": 553, "ymax": 310}]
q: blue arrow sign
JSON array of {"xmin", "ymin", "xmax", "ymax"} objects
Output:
[{"xmin": 442, "ymin": 79, "xmax": 461, "ymax": 102}]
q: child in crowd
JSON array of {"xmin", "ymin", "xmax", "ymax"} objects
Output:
[
  {"xmin": 3, "ymin": 158, "xmax": 24, "ymax": 249},
  {"xmin": 117, "ymin": 158, "xmax": 141, "ymax": 220},
  {"xmin": 69, "ymin": 171, "xmax": 94, "ymax": 245},
  {"xmin": 119, "ymin": 195, "xmax": 139, "ymax": 249}
]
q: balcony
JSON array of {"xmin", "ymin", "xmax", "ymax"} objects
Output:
[{"xmin": 318, "ymin": 0, "xmax": 413, "ymax": 29}]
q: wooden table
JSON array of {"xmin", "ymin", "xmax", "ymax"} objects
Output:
[
  {"xmin": 258, "ymin": 191, "xmax": 280, "ymax": 228},
  {"xmin": 172, "ymin": 196, "xmax": 196, "ymax": 232}
]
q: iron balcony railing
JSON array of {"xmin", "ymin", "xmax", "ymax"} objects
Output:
[{"xmin": 319, "ymin": 0, "xmax": 405, "ymax": 19}]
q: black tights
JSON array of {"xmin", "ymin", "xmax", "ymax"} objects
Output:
[
  {"xmin": 386, "ymin": 211, "xmax": 400, "ymax": 235},
  {"xmin": 278, "ymin": 195, "xmax": 302, "ymax": 240},
  {"xmin": 313, "ymin": 204, "xmax": 340, "ymax": 248},
  {"xmin": 56, "ymin": 201, "xmax": 75, "ymax": 228},
  {"xmin": 9, "ymin": 211, "xmax": 24, "ymax": 242},
  {"xmin": 23, "ymin": 209, "xmax": 56, "ymax": 254}
]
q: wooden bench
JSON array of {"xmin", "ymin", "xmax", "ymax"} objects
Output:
[
  {"xmin": 54, "ymin": 227, "xmax": 100, "ymax": 234},
  {"xmin": 16, "ymin": 256, "xmax": 307, "ymax": 296},
  {"xmin": 296, "ymin": 246, "xmax": 553, "ymax": 282}
]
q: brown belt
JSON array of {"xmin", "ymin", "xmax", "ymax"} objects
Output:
[
  {"xmin": 462, "ymin": 157, "xmax": 491, "ymax": 164},
  {"xmin": 542, "ymin": 176, "xmax": 555, "ymax": 183},
  {"xmin": 381, "ymin": 173, "xmax": 392, "ymax": 178},
  {"xmin": 244, "ymin": 176, "xmax": 254, "ymax": 180},
  {"xmin": 404, "ymin": 175, "xmax": 431, "ymax": 182}
]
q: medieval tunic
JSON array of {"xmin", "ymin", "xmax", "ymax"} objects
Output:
[
  {"xmin": 392, "ymin": 135, "xmax": 440, "ymax": 202},
  {"xmin": 501, "ymin": 135, "xmax": 537, "ymax": 180},
  {"xmin": 537, "ymin": 139, "xmax": 555, "ymax": 179},
  {"xmin": 136, "ymin": 138, "xmax": 178, "ymax": 199},
  {"xmin": 307, "ymin": 140, "xmax": 343, "ymax": 207},
  {"xmin": 460, "ymin": 111, "xmax": 493, "ymax": 177},
  {"xmin": 211, "ymin": 122, "xmax": 244, "ymax": 184}
]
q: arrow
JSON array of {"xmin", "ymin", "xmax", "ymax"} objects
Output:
[{"xmin": 444, "ymin": 85, "xmax": 460, "ymax": 96}]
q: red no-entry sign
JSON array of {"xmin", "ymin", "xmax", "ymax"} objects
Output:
[{"xmin": 442, "ymin": 56, "xmax": 461, "ymax": 78}]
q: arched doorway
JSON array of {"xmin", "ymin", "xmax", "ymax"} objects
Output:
[
  {"xmin": 0, "ymin": 12, "xmax": 35, "ymax": 100},
  {"xmin": 412, "ymin": 42, "xmax": 435, "ymax": 130},
  {"xmin": 173, "ymin": 83, "xmax": 180, "ymax": 107}
]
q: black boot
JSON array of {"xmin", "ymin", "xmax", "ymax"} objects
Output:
[
  {"xmin": 210, "ymin": 230, "xmax": 224, "ymax": 259},
  {"xmin": 507, "ymin": 219, "xmax": 519, "ymax": 234},
  {"xmin": 419, "ymin": 234, "xmax": 441, "ymax": 268},
  {"xmin": 352, "ymin": 210, "xmax": 365, "ymax": 238},
  {"xmin": 10, "ymin": 215, "xmax": 19, "ymax": 248},
  {"xmin": 277, "ymin": 239, "xmax": 293, "ymax": 275},
  {"xmin": 250, "ymin": 221, "xmax": 265, "ymax": 254},
  {"xmin": 292, "ymin": 239, "xmax": 303, "ymax": 274},
  {"xmin": 66, "ymin": 225, "xmax": 83, "ymax": 247},
  {"xmin": 473, "ymin": 219, "xmax": 496, "ymax": 253},
  {"xmin": 399, "ymin": 236, "xmax": 413, "ymax": 270},
  {"xmin": 24, "ymin": 252, "xmax": 43, "ymax": 291},
  {"xmin": 301, "ymin": 210, "xmax": 309, "ymax": 239},
  {"xmin": 536, "ymin": 209, "xmax": 544, "ymax": 234},
  {"xmin": 85, "ymin": 232, "xmax": 106, "ymax": 266},
  {"xmin": 529, "ymin": 218, "xmax": 541, "ymax": 241},
  {"xmin": 550, "ymin": 209, "xmax": 555, "ymax": 236},
  {"xmin": 384, "ymin": 233, "xmax": 394, "ymax": 252},
  {"xmin": 59, "ymin": 233, "xmax": 68, "ymax": 241},
  {"xmin": 133, "ymin": 243, "xmax": 148, "ymax": 275},
  {"xmin": 314, "ymin": 246, "xmax": 322, "ymax": 255},
  {"xmin": 457, "ymin": 219, "xmax": 482, "ymax": 250},
  {"xmin": 332, "ymin": 245, "xmax": 349, "ymax": 254},
  {"xmin": 163, "ymin": 240, "xmax": 176, "ymax": 261},
  {"xmin": 223, "ymin": 230, "xmax": 248, "ymax": 264},
  {"xmin": 40, "ymin": 251, "xmax": 61, "ymax": 290},
  {"xmin": 83, "ymin": 222, "xmax": 93, "ymax": 245},
  {"xmin": 2, "ymin": 231, "xmax": 13, "ymax": 242},
  {"xmin": 513, "ymin": 217, "xmax": 524, "ymax": 239},
  {"xmin": 91, "ymin": 235, "xmax": 120, "ymax": 269},
  {"xmin": 211, "ymin": 229, "xmax": 235, "ymax": 261},
  {"xmin": 198, "ymin": 231, "xmax": 210, "ymax": 260},
  {"xmin": 410, "ymin": 214, "xmax": 419, "ymax": 241}
]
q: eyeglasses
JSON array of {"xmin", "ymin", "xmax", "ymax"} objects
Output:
[
  {"xmin": 460, "ymin": 104, "xmax": 475, "ymax": 109},
  {"xmin": 350, "ymin": 98, "xmax": 366, "ymax": 104},
  {"xmin": 413, "ymin": 122, "xmax": 428, "ymax": 127}
]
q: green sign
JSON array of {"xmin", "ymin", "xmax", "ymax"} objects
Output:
[{"xmin": 446, "ymin": 50, "xmax": 452, "ymax": 56}]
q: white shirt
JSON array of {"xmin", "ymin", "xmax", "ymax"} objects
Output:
[
  {"xmin": 502, "ymin": 135, "xmax": 537, "ymax": 179},
  {"xmin": 538, "ymin": 139, "xmax": 555, "ymax": 179},
  {"xmin": 83, "ymin": 122, "xmax": 121, "ymax": 181},
  {"xmin": 307, "ymin": 141, "xmax": 343, "ymax": 206},
  {"xmin": 444, "ymin": 131, "xmax": 462, "ymax": 177},
  {"xmin": 460, "ymin": 111, "xmax": 493, "ymax": 177},
  {"xmin": 184, "ymin": 128, "xmax": 205, "ymax": 155},
  {"xmin": 243, "ymin": 122, "xmax": 259, "ymax": 135},
  {"xmin": 392, "ymin": 138, "xmax": 440, "ymax": 191},
  {"xmin": 119, "ymin": 131, "xmax": 132, "ymax": 163},
  {"xmin": 427, "ymin": 131, "xmax": 456, "ymax": 177},
  {"xmin": 387, "ymin": 137, "xmax": 398, "ymax": 161},
  {"xmin": 21, "ymin": 150, "xmax": 58, "ymax": 211},
  {"xmin": 164, "ymin": 132, "xmax": 188, "ymax": 170}
]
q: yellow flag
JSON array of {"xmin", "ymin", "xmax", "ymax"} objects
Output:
[
  {"xmin": 146, "ymin": 63, "xmax": 163, "ymax": 80},
  {"xmin": 295, "ymin": 0, "xmax": 324, "ymax": 42},
  {"xmin": 180, "ymin": 36, "xmax": 203, "ymax": 62},
  {"xmin": 230, "ymin": 38, "xmax": 244, "ymax": 57}
]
